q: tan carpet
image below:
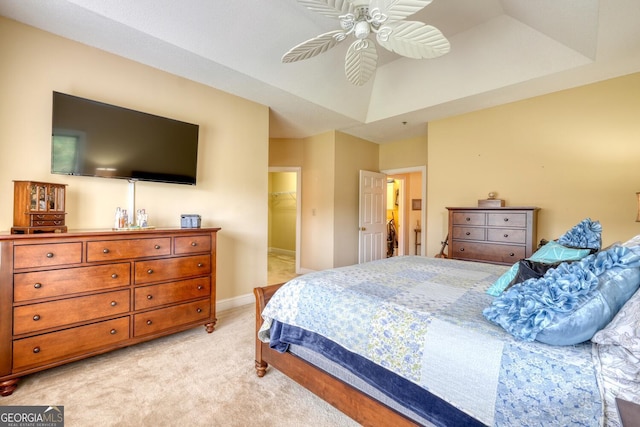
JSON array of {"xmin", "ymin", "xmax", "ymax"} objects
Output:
[{"xmin": 2, "ymin": 305, "xmax": 359, "ymax": 427}]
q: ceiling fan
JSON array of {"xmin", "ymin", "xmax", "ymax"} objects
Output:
[{"xmin": 282, "ymin": 0, "xmax": 451, "ymax": 86}]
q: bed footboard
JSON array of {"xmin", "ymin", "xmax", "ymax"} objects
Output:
[{"xmin": 253, "ymin": 284, "xmax": 419, "ymax": 427}]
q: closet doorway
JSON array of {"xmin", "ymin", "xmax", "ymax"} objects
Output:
[{"xmin": 268, "ymin": 167, "xmax": 301, "ymax": 285}]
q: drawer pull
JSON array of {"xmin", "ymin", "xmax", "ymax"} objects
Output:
[
  {"xmin": 147, "ymin": 295, "xmax": 153, "ymax": 300},
  {"xmin": 154, "ymin": 245, "xmax": 161, "ymax": 250},
  {"xmin": 465, "ymin": 232, "xmax": 470, "ymax": 236},
  {"xmin": 110, "ymin": 329, "xmax": 117, "ymax": 335},
  {"xmin": 503, "ymin": 218, "xmax": 509, "ymax": 222},
  {"xmin": 504, "ymin": 234, "xmax": 509, "ymax": 238},
  {"xmin": 509, "ymin": 253, "xmax": 515, "ymax": 257},
  {"xmin": 465, "ymin": 217, "xmax": 471, "ymax": 222},
  {"xmin": 191, "ymin": 242, "xmax": 197, "ymax": 247},
  {"xmin": 34, "ymin": 283, "xmax": 42, "ymax": 289},
  {"xmin": 197, "ymin": 285, "xmax": 204, "ymax": 290},
  {"xmin": 147, "ymin": 269, "xmax": 154, "ymax": 274},
  {"xmin": 196, "ymin": 308, "xmax": 202, "ymax": 313},
  {"xmin": 33, "ymin": 314, "xmax": 41, "ymax": 321},
  {"xmin": 197, "ymin": 263, "xmax": 204, "ymax": 268},
  {"xmin": 46, "ymin": 252, "xmax": 54, "ymax": 258},
  {"xmin": 146, "ymin": 320, "xmax": 153, "ymax": 325},
  {"xmin": 33, "ymin": 347, "xmax": 41, "ymax": 354},
  {"xmin": 459, "ymin": 248, "xmax": 465, "ymax": 252},
  {"xmin": 110, "ymin": 301, "xmax": 117, "ymax": 307},
  {"xmin": 103, "ymin": 248, "xmax": 110, "ymax": 254},
  {"xmin": 111, "ymin": 273, "xmax": 118, "ymax": 279}
]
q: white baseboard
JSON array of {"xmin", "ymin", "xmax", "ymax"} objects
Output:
[{"xmin": 216, "ymin": 293, "xmax": 255, "ymax": 312}]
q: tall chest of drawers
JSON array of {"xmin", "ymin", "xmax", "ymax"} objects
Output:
[
  {"xmin": 0, "ymin": 227, "xmax": 220, "ymax": 396},
  {"xmin": 447, "ymin": 207, "xmax": 538, "ymax": 265}
]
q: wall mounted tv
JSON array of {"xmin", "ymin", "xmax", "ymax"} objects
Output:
[{"xmin": 51, "ymin": 91, "xmax": 199, "ymax": 185}]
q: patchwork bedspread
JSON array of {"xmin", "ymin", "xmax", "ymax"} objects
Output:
[{"xmin": 259, "ymin": 256, "xmax": 604, "ymax": 426}]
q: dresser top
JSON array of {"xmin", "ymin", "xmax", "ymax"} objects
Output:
[
  {"xmin": 446, "ymin": 207, "xmax": 539, "ymax": 211},
  {"xmin": 0, "ymin": 227, "xmax": 221, "ymax": 241}
]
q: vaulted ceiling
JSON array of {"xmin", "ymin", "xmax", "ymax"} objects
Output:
[{"xmin": 2, "ymin": 0, "xmax": 640, "ymax": 143}]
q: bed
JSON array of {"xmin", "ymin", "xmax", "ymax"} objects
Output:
[{"xmin": 254, "ymin": 221, "xmax": 640, "ymax": 426}]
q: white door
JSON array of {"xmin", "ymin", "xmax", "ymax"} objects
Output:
[{"xmin": 359, "ymin": 170, "xmax": 386, "ymax": 263}]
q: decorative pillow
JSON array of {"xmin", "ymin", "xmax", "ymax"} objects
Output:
[
  {"xmin": 592, "ymin": 285, "xmax": 640, "ymax": 354},
  {"xmin": 557, "ymin": 217, "xmax": 602, "ymax": 250},
  {"xmin": 486, "ymin": 263, "xmax": 519, "ymax": 296},
  {"xmin": 485, "ymin": 241, "xmax": 592, "ymax": 296},
  {"xmin": 483, "ymin": 246, "xmax": 640, "ymax": 345},
  {"xmin": 505, "ymin": 259, "xmax": 562, "ymax": 290}
]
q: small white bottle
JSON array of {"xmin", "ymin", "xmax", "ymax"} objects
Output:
[{"xmin": 114, "ymin": 207, "xmax": 122, "ymax": 229}]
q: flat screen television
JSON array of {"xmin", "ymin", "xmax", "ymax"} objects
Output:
[{"xmin": 51, "ymin": 91, "xmax": 199, "ymax": 185}]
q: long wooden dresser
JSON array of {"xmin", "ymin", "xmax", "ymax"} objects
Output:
[
  {"xmin": 447, "ymin": 207, "xmax": 538, "ymax": 265},
  {"xmin": 0, "ymin": 227, "xmax": 220, "ymax": 396}
]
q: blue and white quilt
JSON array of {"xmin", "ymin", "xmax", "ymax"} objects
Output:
[{"xmin": 259, "ymin": 256, "xmax": 603, "ymax": 426}]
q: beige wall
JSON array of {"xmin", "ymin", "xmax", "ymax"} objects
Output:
[
  {"xmin": 334, "ymin": 132, "xmax": 379, "ymax": 267},
  {"xmin": 0, "ymin": 17, "xmax": 269, "ymax": 302},
  {"xmin": 379, "ymin": 135, "xmax": 428, "ymax": 170},
  {"xmin": 300, "ymin": 132, "xmax": 336, "ymax": 270},
  {"xmin": 270, "ymin": 132, "xmax": 378, "ymax": 270},
  {"xmin": 427, "ymin": 72, "xmax": 640, "ymax": 256}
]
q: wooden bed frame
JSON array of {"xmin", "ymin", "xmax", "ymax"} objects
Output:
[{"xmin": 254, "ymin": 283, "xmax": 420, "ymax": 427}]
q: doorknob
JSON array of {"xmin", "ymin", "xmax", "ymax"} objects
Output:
[{"xmin": 359, "ymin": 227, "xmax": 366, "ymax": 231}]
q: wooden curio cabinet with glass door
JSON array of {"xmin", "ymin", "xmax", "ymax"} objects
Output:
[{"xmin": 12, "ymin": 181, "xmax": 67, "ymax": 234}]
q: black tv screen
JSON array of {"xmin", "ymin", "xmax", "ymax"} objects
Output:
[{"xmin": 51, "ymin": 92, "xmax": 199, "ymax": 185}]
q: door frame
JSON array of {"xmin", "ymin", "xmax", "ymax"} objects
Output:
[
  {"xmin": 268, "ymin": 167, "xmax": 301, "ymax": 274},
  {"xmin": 381, "ymin": 166, "xmax": 427, "ymax": 256}
]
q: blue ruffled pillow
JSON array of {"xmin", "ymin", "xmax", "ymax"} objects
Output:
[
  {"xmin": 557, "ymin": 218, "xmax": 602, "ymax": 250},
  {"xmin": 483, "ymin": 246, "xmax": 640, "ymax": 345},
  {"xmin": 485, "ymin": 241, "xmax": 592, "ymax": 296}
]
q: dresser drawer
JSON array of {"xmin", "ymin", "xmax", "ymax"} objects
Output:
[
  {"xmin": 487, "ymin": 228, "xmax": 526, "ymax": 244},
  {"xmin": 12, "ymin": 317, "xmax": 130, "ymax": 372},
  {"xmin": 30, "ymin": 214, "xmax": 65, "ymax": 221},
  {"xmin": 29, "ymin": 214, "xmax": 65, "ymax": 227},
  {"xmin": 13, "ymin": 289, "xmax": 130, "ymax": 335},
  {"xmin": 487, "ymin": 212, "xmax": 527, "ymax": 228},
  {"xmin": 174, "ymin": 235, "xmax": 211, "ymax": 254},
  {"xmin": 452, "ymin": 226, "xmax": 485, "ymax": 241},
  {"xmin": 452, "ymin": 212, "xmax": 485, "ymax": 226},
  {"xmin": 87, "ymin": 238, "xmax": 171, "ymax": 262},
  {"xmin": 135, "ymin": 277, "xmax": 210, "ymax": 310},
  {"xmin": 134, "ymin": 300, "xmax": 210, "ymax": 337},
  {"xmin": 451, "ymin": 241, "xmax": 526, "ymax": 264},
  {"xmin": 14, "ymin": 263, "xmax": 131, "ymax": 302},
  {"xmin": 134, "ymin": 255, "xmax": 211, "ymax": 284},
  {"xmin": 14, "ymin": 242, "xmax": 82, "ymax": 269}
]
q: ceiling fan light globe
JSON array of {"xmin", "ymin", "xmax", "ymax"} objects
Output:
[{"xmin": 354, "ymin": 21, "xmax": 371, "ymax": 39}]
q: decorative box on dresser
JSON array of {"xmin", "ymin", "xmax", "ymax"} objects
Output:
[
  {"xmin": 0, "ymin": 227, "xmax": 220, "ymax": 396},
  {"xmin": 447, "ymin": 207, "xmax": 539, "ymax": 265},
  {"xmin": 12, "ymin": 180, "xmax": 67, "ymax": 234}
]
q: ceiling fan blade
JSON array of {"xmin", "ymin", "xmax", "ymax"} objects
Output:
[
  {"xmin": 345, "ymin": 39, "xmax": 378, "ymax": 86},
  {"xmin": 282, "ymin": 30, "xmax": 346, "ymax": 63},
  {"xmin": 297, "ymin": 0, "xmax": 354, "ymax": 19},
  {"xmin": 371, "ymin": 0, "xmax": 433, "ymax": 23},
  {"xmin": 376, "ymin": 21, "xmax": 450, "ymax": 59}
]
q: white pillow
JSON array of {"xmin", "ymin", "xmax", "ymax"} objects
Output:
[
  {"xmin": 622, "ymin": 234, "xmax": 640, "ymax": 248},
  {"xmin": 592, "ymin": 288, "xmax": 640, "ymax": 354}
]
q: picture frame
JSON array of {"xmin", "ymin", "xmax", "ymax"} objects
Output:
[{"xmin": 412, "ymin": 199, "xmax": 422, "ymax": 210}]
